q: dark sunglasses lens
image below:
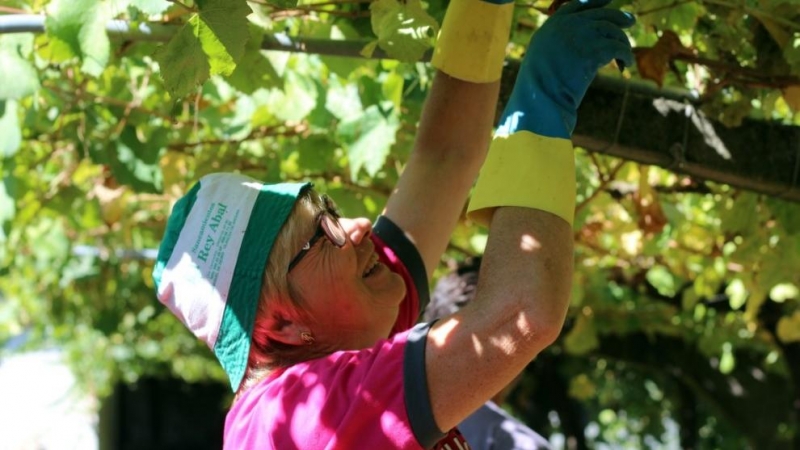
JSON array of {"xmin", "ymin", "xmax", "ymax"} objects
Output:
[{"xmin": 321, "ymin": 214, "xmax": 346, "ymax": 247}]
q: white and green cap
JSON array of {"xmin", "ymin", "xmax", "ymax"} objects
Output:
[{"xmin": 153, "ymin": 173, "xmax": 311, "ymax": 391}]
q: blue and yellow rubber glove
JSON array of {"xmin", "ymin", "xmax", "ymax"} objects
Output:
[
  {"xmin": 468, "ymin": 0, "xmax": 635, "ymax": 226},
  {"xmin": 431, "ymin": 0, "xmax": 515, "ymax": 83}
]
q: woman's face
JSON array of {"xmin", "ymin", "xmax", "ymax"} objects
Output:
[{"xmin": 287, "ymin": 196, "xmax": 407, "ymax": 350}]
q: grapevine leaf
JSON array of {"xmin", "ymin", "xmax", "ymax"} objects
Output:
[
  {"xmin": 326, "ymin": 79, "xmax": 363, "ymax": 120},
  {"xmin": 225, "ymin": 25, "xmax": 281, "ymax": 95},
  {"xmin": 646, "ymin": 265, "xmax": 677, "ymax": 297},
  {"xmin": 0, "ymin": 101, "xmax": 21, "ymax": 157},
  {"xmin": 0, "ymin": 38, "xmax": 39, "ymax": 100},
  {"xmin": 777, "ymin": 311, "xmax": 800, "ymax": 343},
  {"xmin": 297, "ymin": 135, "xmax": 338, "ymax": 173},
  {"xmin": 194, "ymin": 0, "xmax": 252, "ymax": 71},
  {"xmin": 635, "ymin": 0, "xmax": 704, "ymax": 31},
  {"xmin": 369, "ymin": 0, "xmax": 438, "ymax": 63},
  {"xmin": 0, "ymin": 174, "xmax": 15, "ymax": 241},
  {"xmin": 155, "ymin": 0, "xmax": 252, "ymax": 98},
  {"xmin": 45, "ymin": 0, "xmax": 110, "ymax": 77},
  {"xmin": 632, "ymin": 31, "xmax": 693, "ymax": 88},
  {"xmin": 767, "ymin": 197, "xmax": 800, "ymax": 232},
  {"xmin": 106, "ymin": 126, "xmax": 164, "ymax": 193},
  {"xmin": 563, "ymin": 313, "xmax": 599, "ymax": 356},
  {"xmin": 268, "ymin": 70, "xmax": 317, "ymax": 121},
  {"xmin": 568, "ymin": 374, "xmax": 597, "ymax": 401},
  {"xmin": 719, "ymin": 343, "xmax": 735, "ymax": 374},
  {"xmin": 770, "ymin": 283, "xmax": 799, "ymax": 302},
  {"xmin": 361, "ymin": 41, "xmax": 379, "ymax": 59},
  {"xmin": 336, "ymin": 105, "xmax": 398, "ymax": 179},
  {"xmin": 725, "ymin": 279, "xmax": 747, "ymax": 310},
  {"xmin": 720, "ymin": 192, "xmax": 759, "ymax": 236},
  {"xmin": 154, "ymin": 25, "xmax": 210, "ymax": 98}
]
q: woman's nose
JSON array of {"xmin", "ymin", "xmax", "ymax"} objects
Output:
[{"xmin": 339, "ymin": 217, "xmax": 372, "ymax": 245}]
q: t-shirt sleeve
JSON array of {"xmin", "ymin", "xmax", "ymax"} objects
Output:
[{"xmin": 372, "ymin": 216, "xmax": 430, "ymax": 334}]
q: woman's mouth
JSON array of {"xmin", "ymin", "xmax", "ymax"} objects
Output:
[{"xmin": 362, "ymin": 253, "xmax": 380, "ymax": 278}]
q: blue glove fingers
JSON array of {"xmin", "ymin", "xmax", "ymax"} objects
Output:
[
  {"xmin": 556, "ymin": 0, "xmax": 613, "ymax": 15},
  {"xmin": 591, "ymin": 22, "xmax": 634, "ymax": 67},
  {"xmin": 588, "ymin": 38, "xmax": 634, "ymax": 68},
  {"xmin": 578, "ymin": 8, "xmax": 636, "ymax": 28}
]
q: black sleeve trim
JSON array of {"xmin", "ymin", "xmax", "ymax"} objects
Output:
[
  {"xmin": 404, "ymin": 321, "xmax": 444, "ymax": 448},
  {"xmin": 373, "ymin": 216, "xmax": 430, "ymax": 315}
]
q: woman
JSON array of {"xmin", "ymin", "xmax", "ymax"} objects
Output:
[{"xmin": 153, "ymin": 0, "xmax": 634, "ymax": 448}]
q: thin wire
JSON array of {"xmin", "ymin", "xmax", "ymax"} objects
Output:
[
  {"xmin": 667, "ymin": 100, "xmax": 692, "ymax": 171},
  {"xmin": 595, "ymin": 80, "xmax": 630, "ymax": 153}
]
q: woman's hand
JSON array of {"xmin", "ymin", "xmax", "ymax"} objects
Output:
[{"xmin": 500, "ymin": 0, "xmax": 635, "ymax": 139}]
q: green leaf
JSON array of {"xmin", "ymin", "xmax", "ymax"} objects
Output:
[
  {"xmin": 45, "ymin": 0, "xmax": 110, "ymax": 77},
  {"xmin": 770, "ymin": 283, "xmax": 798, "ymax": 302},
  {"xmin": 568, "ymin": 374, "xmax": 597, "ymax": 401},
  {"xmin": 130, "ymin": 0, "xmax": 171, "ymax": 16},
  {"xmin": 360, "ymin": 41, "xmax": 379, "ymax": 59},
  {"xmin": 326, "ymin": 79, "xmax": 363, "ymax": 120},
  {"xmin": 0, "ymin": 38, "xmax": 39, "ymax": 100},
  {"xmin": 107, "ymin": 126, "xmax": 164, "ymax": 193},
  {"xmin": 777, "ymin": 311, "xmax": 800, "ymax": 343},
  {"xmin": 720, "ymin": 192, "xmax": 759, "ymax": 235},
  {"xmin": 646, "ymin": 265, "xmax": 678, "ymax": 297},
  {"xmin": 369, "ymin": 0, "xmax": 438, "ymax": 63},
  {"xmin": 154, "ymin": 25, "xmax": 210, "ymax": 98},
  {"xmin": 725, "ymin": 279, "xmax": 748, "ymax": 310},
  {"xmin": 564, "ymin": 313, "xmax": 599, "ymax": 355},
  {"xmin": 636, "ymin": 0, "xmax": 705, "ymax": 32},
  {"xmin": 0, "ymin": 101, "xmax": 21, "ymax": 157},
  {"xmin": 155, "ymin": 0, "xmax": 252, "ymax": 98},
  {"xmin": 0, "ymin": 175, "xmax": 15, "ymax": 241},
  {"xmin": 381, "ymin": 71, "xmax": 405, "ymax": 111},
  {"xmin": 297, "ymin": 135, "xmax": 339, "ymax": 173},
  {"xmin": 719, "ymin": 342, "xmax": 735, "ymax": 374},
  {"xmin": 225, "ymin": 25, "xmax": 281, "ymax": 95},
  {"xmin": 268, "ymin": 69, "xmax": 317, "ymax": 122},
  {"xmin": 767, "ymin": 197, "xmax": 800, "ymax": 233},
  {"xmin": 195, "ymin": 0, "xmax": 252, "ymax": 73},
  {"xmin": 336, "ymin": 105, "xmax": 399, "ymax": 179}
]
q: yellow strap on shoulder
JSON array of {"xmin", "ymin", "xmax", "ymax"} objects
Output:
[
  {"xmin": 468, "ymin": 131, "xmax": 576, "ymax": 226},
  {"xmin": 431, "ymin": 0, "xmax": 514, "ymax": 83}
]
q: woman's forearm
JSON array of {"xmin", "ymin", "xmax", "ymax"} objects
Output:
[{"xmin": 382, "ymin": 73, "xmax": 500, "ymax": 277}]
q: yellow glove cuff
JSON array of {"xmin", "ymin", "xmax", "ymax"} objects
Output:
[
  {"xmin": 431, "ymin": 0, "xmax": 514, "ymax": 83},
  {"xmin": 468, "ymin": 131, "xmax": 576, "ymax": 226}
]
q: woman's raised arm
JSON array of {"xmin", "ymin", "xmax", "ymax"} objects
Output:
[
  {"xmin": 381, "ymin": 0, "xmax": 515, "ymax": 279},
  {"xmin": 424, "ymin": 0, "xmax": 637, "ymax": 432}
]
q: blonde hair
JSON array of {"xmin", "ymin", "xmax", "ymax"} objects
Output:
[{"xmin": 236, "ymin": 190, "xmax": 331, "ymax": 394}]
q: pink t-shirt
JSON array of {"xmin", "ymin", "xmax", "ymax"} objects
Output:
[{"xmin": 224, "ymin": 217, "xmax": 470, "ymax": 449}]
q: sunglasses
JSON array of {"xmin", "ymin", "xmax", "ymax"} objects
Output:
[{"xmin": 287, "ymin": 195, "xmax": 347, "ymax": 273}]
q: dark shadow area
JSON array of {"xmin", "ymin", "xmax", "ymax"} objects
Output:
[{"xmin": 100, "ymin": 377, "xmax": 229, "ymax": 450}]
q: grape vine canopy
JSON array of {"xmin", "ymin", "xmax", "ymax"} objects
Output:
[{"xmin": 1, "ymin": 0, "xmax": 799, "ymax": 448}]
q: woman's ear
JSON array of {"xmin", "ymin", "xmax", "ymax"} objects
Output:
[{"xmin": 262, "ymin": 312, "xmax": 310, "ymax": 346}]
